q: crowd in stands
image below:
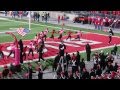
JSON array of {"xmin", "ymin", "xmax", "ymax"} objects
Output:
[
  {"xmin": 32, "ymin": 12, "xmax": 50, "ymax": 22},
  {"xmin": 63, "ymin": 11, "xmax": 120, "ymax": 29},
  {"xmin": 52, "ymin": 44, "xmax": 120, "ymax": 79},
  {"xmin": 4, "ymin": 11, "xmax": 28, "ymax": 19}
]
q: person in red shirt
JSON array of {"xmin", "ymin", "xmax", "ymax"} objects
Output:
[
  {"xmin": 58, "ymin": 29, "xmax": 64, "ymax": 40},
  {"xmin": 50, "ymin": 29, "xmax": 56, "ymax": 40},
  {"xmin": 23, "ymin": 46, "xmax": 27, "ymax": 60},
  {"xmin": 100, "ymin": 18, "xmax": 103, "ymax": 30},
  {"xmin": 43, "ymin": 28, "xmax": 49, "ymax": 41},
  {"xmin": 94, "ymin": 17, "xmax": 98, "ymax": 30},
  {"xmin": 58, "ymin": 15, "xmax": 60, "ymax": 24},
  {"xmin": 71, "ymin": 53, "xmax": 76, "ymax": 61},
  {"xmin": 66, "ymin": 31, "xmax": 72, "ymax": 40},
  {"xmin": 0, "ymin": 44, "xmax": 4, "ymax": 59}
]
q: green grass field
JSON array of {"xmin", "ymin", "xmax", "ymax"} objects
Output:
[{"xmin": 0, "ymin": 17, "xmax": 119, "ymax": 74}]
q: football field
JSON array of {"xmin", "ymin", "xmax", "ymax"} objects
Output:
[{"xmin": 0, "ymin": 17, "xmax": 120, "ymax": 73}]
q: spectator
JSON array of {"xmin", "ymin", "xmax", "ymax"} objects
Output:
[
  {"xmin": 76, "ymin": 51, "xmax": 81, "ymax": 69},
  {"xmin": 28, "ymin": 64, "xmax": 35, "ymax": 79},
  {"xmin": 68, "ymin": 71, "xmax": 74, "ymax": 79},
  {"xmin": 58, "ymin": 15, "xmax": 60, "ymax": 24},
  {"xmin": 75, "ymin": 71, "xmax": 80, "ymax": 79},
  {"xmin": 44, "ymin": 12, "xmax": 48, "ymax": 23},
  {"xmin": 64, "ymin": 70, "xmax": 68, "ymax": 79},
  {"xmin": 85, "ymin": 43, "xmax": 91, "ymax": 61},
  {"xmin": 42, "ymin": 12, "xmax": 44, "ymax": 21},
  {"xmin": 9, "ymin": 63, "xmax": 16, "ymax": 74},
  {"xmin": 64, "ymin": 52, "xmax": 71, "ymax": 69},
  {"xmin": 56, "ymin": 64, "xmax": 62, "ymax": 76},
  {"xmin": 5, "ymin": 11, "xmax": 7, "ymax": 16},
  {"xmin": 71, "ymin": 53, "xmax": 77, "ymax": 74},
  {"xmin": 96, "ymin": 65, "xmax": 102, "ymax": 76},
  {"xmin": 37, "ymin": 13, "xmax": 40, "ymax": 22},
  {"xmin": 2, "ymin": 66, "xmax": 9, "ymax": 79},
  {"xmin": 80, "ymin": 58, "xmax": 85, "ymax": 72},
  {"xmin": 99, "ymin": 51, "xmax": 106, "ymax": 70},
  {"xmin": 106, "ymin": 62, "xmax": 114, "ymax": 73},
  {"xmin": 38, "ymin": 68, "xmax": 43, "ymax": 79},
  {"xmin": 59, "ymin": 56, "xmax": 67, "ymax": 72},
  {"xmin": 113, "ymin": 62, "xmax": 118, "ymax": 72},
  {"xmin": 81, "ymin": 68, "xmax": 90, "ymax": 79},
  {"xmin": 52, "ymin": 53, "xmax": 60, "ymax": 72},
  {"xmin": 60, "ymin": 72, "xmax": 65, "ymax": 79},
  {"xmin": 90, "ymin": 68, "xmax": 96, "ymax": 77},
  {"xmin": 111, "ymin": 44, "xmax": 118, "ymax": 55}
]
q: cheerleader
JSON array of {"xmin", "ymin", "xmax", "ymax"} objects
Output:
[
  {"xmin": 66, "ymin": 31, "xmax": 72, "ymax": 40},
  {"xmin": 50, "ymin": 29, "xmax": 56, "ymax": 40},
  {"xmin": 58, "ymin": 29, "xmax": 64, "ymax": 40},
  {"xmin": 75, "ymin": 30, "xmax": 81, "ymax": 41},
  {"xmin": 28, "ymin": 40, "xmax": 35, "ymax": 59},
  {"xmin": 22, "ymin": 46, "xmax": 27, "ymax": 60},
  {"xmin": 43, "ymin": 28, "xmax": 49, "ymax": 41},
  {"xmin": 39, "ymin": 31, "xmax": 44, "ymax": 39}
]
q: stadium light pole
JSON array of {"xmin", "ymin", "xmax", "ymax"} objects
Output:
[{"xmin": 28, "ymin": 11, "xmax": 31, "ymax": 30}]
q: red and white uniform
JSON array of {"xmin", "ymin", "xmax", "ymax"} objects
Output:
[
  {"xmin": 59, "ymin": 30, "xmax": 64, "ymax": 34},
  {"xmin": 77, "ymin": 31, "xmax": 80, "ymax": 36},
  {"xmin": 68, "ymin": 31, "xmax": 72, "ymax": 36},
  {"xmin": 37, "ymin": 38, "xmax": 42, "ymax": 44},
  {"xmin": 29, "ymin": 42, "xmax": 34, "ymax": 49},
  {"xmin": 44, "ymin": 31, "xmax": 47, "ymax": 36},
  {"xmin": 39, "ymin": 32, "xmax": 44, "ymax": 38},
  {"xmin": 34, "ymin": 36, "xmax": 37, "ymax": 42},
  {"xmin": 44, "ymin": 29, "xmax": 49, "ymax": 34},
  {"xmin": 100, "ymin": 18, "xmax": 103, "ymax": 26}
]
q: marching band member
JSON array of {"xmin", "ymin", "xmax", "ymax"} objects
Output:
[
  {"xmin": 50, "ymin": 29, "xmax": 56, "ymax": 40},
  {"xmin": 28, "ymin": 40, "xmax": 35, "ymax": 59},
  {"xmin": 75, "ymin": 30, "xmax": 81, "ymax": 41},
  {"xmin": 58, "ymin": 29, "xmax": 64, "ymax": 40},
  {"xmin": 66, "ymin": 31, "xmax": 72, "ymax": 41}
]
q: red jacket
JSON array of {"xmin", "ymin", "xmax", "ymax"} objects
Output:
[
  {"xmin": 58, "ymin": 16, "xmax": 60, "ymax": 21},
  {"xmin": 72, "ymin": 55, "xmax": 76, "ymax": 60},
  {"xmin": 23, "ymin": 47, "xmax": 27, "ymax": 53},
  {"xmin": 0, "ymin": 45, "xmax": 3, "ymax": 51}
]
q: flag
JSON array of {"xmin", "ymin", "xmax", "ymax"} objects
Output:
[{"xmin": 17, "ymin": 28, "xmax": 30, "ymax": 36}]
